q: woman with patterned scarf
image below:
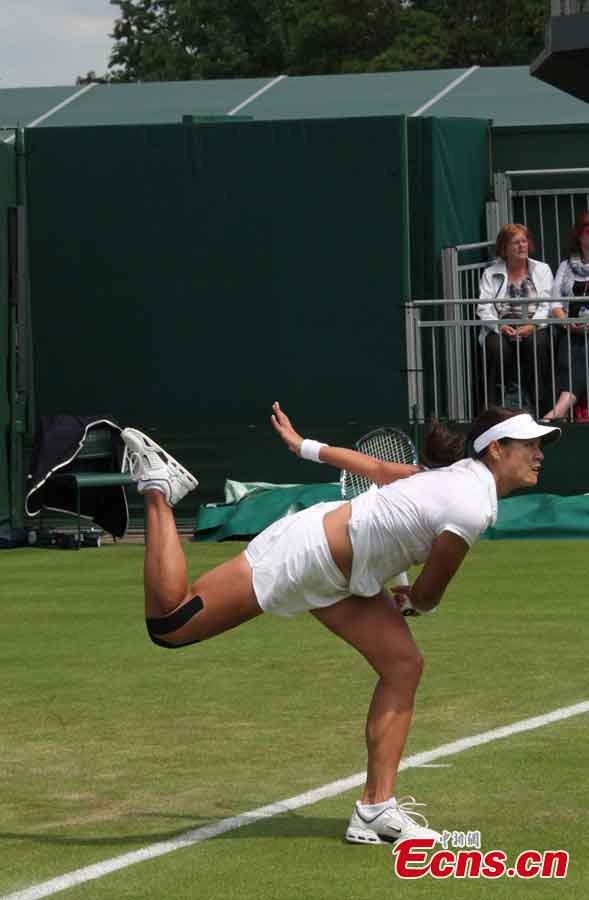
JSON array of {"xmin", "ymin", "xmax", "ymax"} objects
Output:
[
  {"xmin": 543, "ymin": 212, "xmax": 589, "ymax": 421},
  {"xmin": 477, "ymin": 224, "xmax": 553, "ymax": 414}
]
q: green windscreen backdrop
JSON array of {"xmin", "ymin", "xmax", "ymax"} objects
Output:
[
  {"xmin": 409, "ymin": 116, "xmax": 490, "ymax": 301},
  {"xmin": 492, "ymin": 124, "xmax": 589, "ymax": 174},
  {"xmin": 0, "ymin": 142, "xmax": 16, "ymax": 536},
  {"xmin": 409, "ymin": 116, "xmax": 491, "ymax": 420},
  {"xmin": 25, "ymin": 117, "xmax": 409, "ymax": 501}
]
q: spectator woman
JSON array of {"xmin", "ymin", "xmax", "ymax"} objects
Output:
[
  {"xmin": 477, "ymin": 224, "xmax": 553, "ymax": 413},
  {"xmin": 543, "ymin": 211, "xmax": 589, "ymax": 421}
]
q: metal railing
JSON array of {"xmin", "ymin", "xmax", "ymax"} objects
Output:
[
  {"xmin": 441, "ymin": 241, "xmax": 494, "ymax": 300},
  {"xmin": 494, "ymin": 170, "xmax": 589, "ymax": 271},
  {"xmin": 406, "ymin": 299, "xmax": 589, "ymax": 424},
  {"xmin": 512, "ymin": 186, "xmax": 589, "ymax": 266},
  {"xmin": 438, "ymin": 242, "xmax": 494, "ymax": 421}
]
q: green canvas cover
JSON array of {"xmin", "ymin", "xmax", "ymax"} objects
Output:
[
  {"xmin": 0, "ymin": 142, "xmax": 16, "ymax": 539},
  {"xmin": 194, "ymin": 482, "xmax": 341, "ymax": 541},
  {"xmin": 25, "ymin": 117, "xmax": 410, "ymax": 500},
  {"xmin": 409, "ymin": 116, "xmax": 490, "ymax": 301},
  {"xmin": 492, "ymin": 123, "xmax": 589, "ymax": 189},
  {"xmin": 409, "ymin": 116, "xmax": 490, "ymax": 417},
  {"xmin": 194, "ymin": 486, "xmax": 589, "ymax": 543},
  {"xmin": 482, "ymin": 493, "xmax": 589, "ymax": 541}
]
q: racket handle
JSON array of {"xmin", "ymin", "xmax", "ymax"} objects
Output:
[{"xmin": 398, "ymin": 595, "xmax": 421, "ymax": 617}]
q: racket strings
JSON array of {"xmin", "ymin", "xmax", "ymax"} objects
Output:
[
  {"xmin": 341, "ymin": 428, "xmax": 417, "ymax": 500},
  {"xmin": 359, "ymin": 432, "xmax": 416, "ymax": 466}
]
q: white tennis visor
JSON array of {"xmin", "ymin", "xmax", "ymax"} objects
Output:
[{"xmin": 473, "ymin": 414, "xmax": 561, "ymax": 454}]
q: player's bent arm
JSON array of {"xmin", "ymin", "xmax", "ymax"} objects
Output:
[{"xmin": 410, "ymin": 531, "xmax": 470, "ymax": 613}]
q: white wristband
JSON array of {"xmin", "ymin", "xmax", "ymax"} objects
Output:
[{"xmin": 300, "ymin": 439, "xmax": 327, "ymax": 463}]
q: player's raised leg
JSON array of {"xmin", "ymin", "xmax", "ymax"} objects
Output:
[
  {"xmin": 143, "ymin": 490, "xmax": 191, "ymax": 619},
  {"xmin": 122, "ymin": 428, "xmax": 262, "ymax": 648}
]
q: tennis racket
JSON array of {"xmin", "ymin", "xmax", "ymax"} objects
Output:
[{"xmin": 340, "ymin": 426, "xmax": 418, "ymax": 500}]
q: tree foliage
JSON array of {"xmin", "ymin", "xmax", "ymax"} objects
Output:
[
  {"xmin": 290, "ymin": 0, "xmax": 401, "ymax": 74},
  {"xmin": 407, "ymin": 0, "xmax": 551, "ymax": 68},
  {"xmin": 84, "ymin": 0, "xmax": 552, "ymax": 83},
  {"xmin": 101, "ymin": 0, "xmax": 400, "ymax": 80},
  {"xmin": 369, "ymin": 9, "xmax": 449, "ymax": 72}
]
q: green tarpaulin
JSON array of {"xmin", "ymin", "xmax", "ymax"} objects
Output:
[
  {"xmin": 194, "ymin": 482, "xmax": 341, "ymax": 541},
  {"xmin": 481, "ymin": 493, "xmax": 589, "ymax": 541},
  {"xmin": 25, "ymin": 116, "xmax": 409, "ymax": 508},
  {"xmin": 194, "ymin": 485, "xmax": 589, "ymax": 543},
  {"xmin": 0, "ymin": 142, "xmax": 16, "ymax": 540}
]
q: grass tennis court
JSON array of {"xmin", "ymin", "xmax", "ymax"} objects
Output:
[{"xmin": 2, "ymin": 539, "xmax": 588, "ymax": 898}]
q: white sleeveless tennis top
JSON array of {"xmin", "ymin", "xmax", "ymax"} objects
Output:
[{"xmin": 348, "ymin": 458, "xmax": 498, "ymax": 597}]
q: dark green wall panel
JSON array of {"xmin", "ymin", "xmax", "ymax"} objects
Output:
[
  {"xmin": 26, "ymin": 118, "xmax": 409, "ymax": 495},
  {"xmin": 492, "ymin": 124, "xmax": 589, "ymax": 173},
  {"xmin": 409, "ymin": 116, "xmax": 491, "ymax": 418},
  {"xmin": 410, "ymin": 116, "xmax": 491, "ymax": 301},
  {"xmin": 0, "ymin": 143, "xmax": 16, "ymax": 532}
]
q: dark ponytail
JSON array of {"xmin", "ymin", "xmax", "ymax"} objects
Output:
[
  {"xmin": 420, "ymin": 406, "xmax": 524, "ymax": 468},
  {"xmin": 420, "ymin": 420, "xmax": 467, "ymax": 468}
]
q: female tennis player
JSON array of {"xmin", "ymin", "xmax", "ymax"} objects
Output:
[{"xmin": 121, "ymin": 403, "xmax": 559, "ymax": 846}]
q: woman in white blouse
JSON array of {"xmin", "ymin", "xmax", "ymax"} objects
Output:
[{"xmin": 477, "ymin": 224, "xmax": 553, "ymax": 412}]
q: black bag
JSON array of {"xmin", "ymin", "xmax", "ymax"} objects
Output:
[{"xmin": 25, "ymin": 415, "xmax": 129, "ymax": 538}]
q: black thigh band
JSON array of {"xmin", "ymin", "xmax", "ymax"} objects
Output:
[{"xmin": 146, "ymin": 595, "xmax": 204, "ymax": 649}]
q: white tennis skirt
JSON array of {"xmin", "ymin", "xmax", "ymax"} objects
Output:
[{"xmin": 244, "ymin": 501, "xmax": 351, "ymax": 617}]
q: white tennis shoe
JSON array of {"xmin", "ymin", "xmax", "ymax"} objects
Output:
[
  {"xmin": 346, "ymin": 796, "xmax": 441, "ymax": 845},
  {"xmin": 121, "ymin": 428, "xmax": 198, "ymax": 507}
]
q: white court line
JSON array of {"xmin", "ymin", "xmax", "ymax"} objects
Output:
[
  {"xmin": 227, "ymin": 75, "xmax": 286, "ymax": 116},
  {"xmin": 3, "ymin": 84, "xmax": 97, "ymax": 144},
  {"xmin": 4, "ymin": 700, "xmax": 588, "ymax": 900},
  {"xmin": 410, "ymin": 66, "xmax": 479, "ymax": 117}
]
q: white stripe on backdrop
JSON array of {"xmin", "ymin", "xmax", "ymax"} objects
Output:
[{"xmin": 2, "ymin": 84, "xmax": 97, "ymax": 144}]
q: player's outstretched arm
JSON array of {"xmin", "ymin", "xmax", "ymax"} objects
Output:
[{"xmin": 271, "ymin": 401, "xmax": 420, "ymax": 484}]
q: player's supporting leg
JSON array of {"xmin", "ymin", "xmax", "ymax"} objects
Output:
[
  {"xmin": 312, "ymin": 592, "xmax": 440, "ymax": 844},
  {"xmin": 313, "ymin": 592, "xmax": 421, "ymax": 802}
]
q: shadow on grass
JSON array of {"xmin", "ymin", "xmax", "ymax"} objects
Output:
[{"xmin": 0, "ymin": 811, "xmax": 350, "ymax": 847}]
